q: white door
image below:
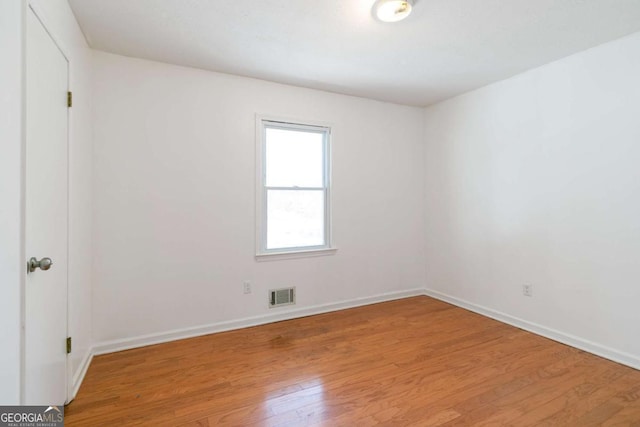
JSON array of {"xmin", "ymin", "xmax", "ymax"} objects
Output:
[{"xmin": 25, "ymin": 7, "xmax": 69, "ymax": 405}]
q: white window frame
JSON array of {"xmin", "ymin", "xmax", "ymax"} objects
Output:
[{"xmin": 255, "ymin": 115, "xmax": 336, "ymax": 260}]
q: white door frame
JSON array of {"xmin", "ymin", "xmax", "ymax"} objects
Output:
[{"xmin": 22, "ymin": 0, "xmax": 72, "ymax": 404}]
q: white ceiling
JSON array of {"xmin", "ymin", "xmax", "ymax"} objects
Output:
[{"xmin": 68, "ymin": 0, "xmax": 640, "ymax": 107}]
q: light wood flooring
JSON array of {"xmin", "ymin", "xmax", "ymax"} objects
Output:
[{"xmin": 65, "ymin": 296, "xmax": 640, "ymax": 426}]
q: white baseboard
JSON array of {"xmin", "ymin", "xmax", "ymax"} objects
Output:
[
  {"xmin": 423, "ymin": 288, "xmax": 640, "ymax": 371},
  {"xmin": 92, "ymin": 288, "xmax": 424, "ymax": 356},
  {"xmin": 68, "ymin": 349, "xmax": 93, "ymax": 403}
]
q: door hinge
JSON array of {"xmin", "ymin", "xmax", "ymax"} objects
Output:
[
  {"xmin": 66, "ymin": 337, "xmax": 72, "ymax": 354},
  {"xmin": 67, "ymin": 91, "xmax": 72, "ymax": 108}
]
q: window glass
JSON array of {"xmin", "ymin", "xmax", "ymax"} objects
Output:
[
  {"xmin": 265, "ymin": 128, "xmax": 324, "ymax": 188},
  {"xmin": 267, "ymin": 190, "xmax": 325, "ymax": 249},
  {"xmin": 259, "ymin": 120, "xmax": 331, "ymax": 254}
]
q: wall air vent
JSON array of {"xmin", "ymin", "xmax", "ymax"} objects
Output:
[{"xmin": 269, "ymin": 287, "xmax": 295, "ymax": 308}]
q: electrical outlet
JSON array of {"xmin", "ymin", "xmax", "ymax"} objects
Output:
[
  {"xmin": 243, "ymin": 281, "xmax": 252, "ymax": 294},
  {"xmin": 523, "ymin": 284, "xmax": 533, "ymax": 297}
]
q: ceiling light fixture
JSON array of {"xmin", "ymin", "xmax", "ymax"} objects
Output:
[{"xmin": 373, "ymin": 0, "xmax": 414, "ymax": 23}]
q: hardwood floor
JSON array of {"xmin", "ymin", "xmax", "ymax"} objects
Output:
[{"xmin": 65, "ymin": 297, "xmax": 640, "ymax": 426}]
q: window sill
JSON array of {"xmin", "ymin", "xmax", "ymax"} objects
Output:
[{"xmin": 255, "ymin": 247, "xmax": 338, "ymax": 262}]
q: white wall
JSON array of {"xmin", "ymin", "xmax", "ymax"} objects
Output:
[
  {"xmin": 91, "ymin": 51, "xmax": 426, "ymax": 344},
  {"xmin": 0, "ymin": 0, "xmax": 25, "ymax": 405},
  {"xmin": 423, "ymin": 32, "xmax": 640, "ymax": 366},
  {"xmin": 29, "ymin": 0, "xmax": 93, "ymax": 396}
]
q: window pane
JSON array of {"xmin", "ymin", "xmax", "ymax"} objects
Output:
[
  {"xmin": 265, "ymin": 127, "xmax": 324, "ymax": 188},
  {"xmin": 267, "ymin": 190, "xmax": 324, "ymax": 249}
]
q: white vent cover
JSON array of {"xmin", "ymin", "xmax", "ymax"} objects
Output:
[{"xmin": 269, "ymin": 287, "xmax": 295, "ymax": 308}]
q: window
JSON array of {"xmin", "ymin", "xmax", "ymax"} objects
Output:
[{"xmin": 257, "ymin": 118, "xmax": 332, "ymax": 257}]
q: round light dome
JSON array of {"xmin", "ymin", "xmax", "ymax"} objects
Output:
[{"xmin": 373, "ymin": 0, "xmax": 414, "ymax": 23}]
